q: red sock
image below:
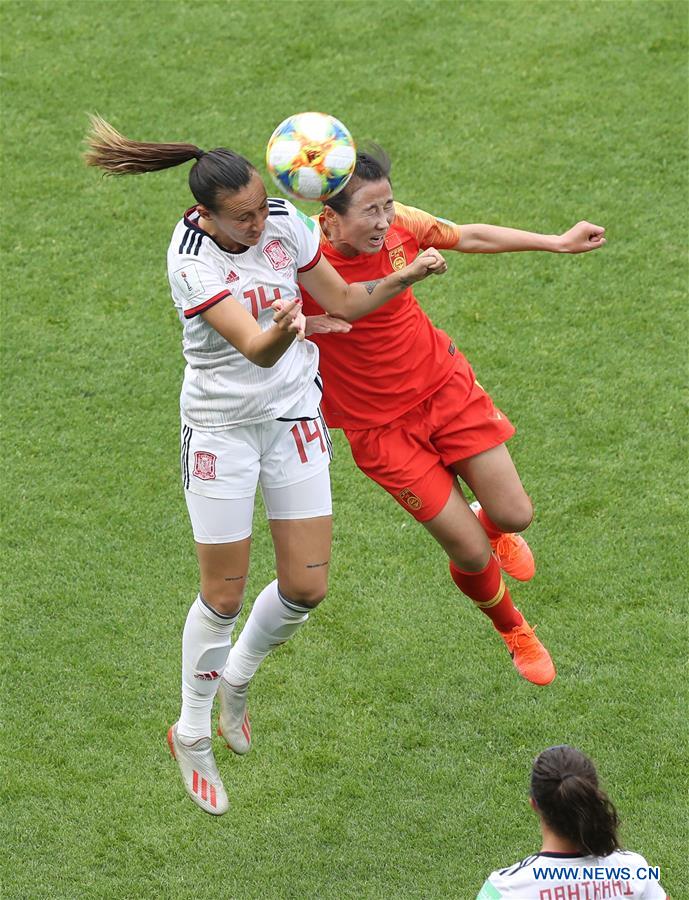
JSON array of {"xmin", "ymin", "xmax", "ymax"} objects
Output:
[
  {"xmin": 449, "ymin": 557, "xmax": 523, "ymax": 633},
  {"xmin": 478, "ymin": 508, "xmax": 504, "ymax": 542}
]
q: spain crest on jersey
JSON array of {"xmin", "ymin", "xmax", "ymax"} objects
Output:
[
  {"xmin": 193, "ymin": 451, "xmax": 217, "ymax": 480},
  {"xmin": 263, "ymin": 239, "xmax": 293, "ymax": 270}
]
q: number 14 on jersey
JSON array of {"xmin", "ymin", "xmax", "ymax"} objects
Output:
[{"xmin": 243, "ymin": 285, "xmax": 282, "ymax": 319}]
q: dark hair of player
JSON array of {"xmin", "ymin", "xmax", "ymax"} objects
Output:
[
  {"xmin": 324, "ymin": 143, "xmax": 392, "ymax": 214},
  {"xmin": 84, "ymin": 115, "xmax": 255, "ymax": 212},
  {"xmin": 530, "ymin": 746, "xmax": 621, "ymax": 857}
]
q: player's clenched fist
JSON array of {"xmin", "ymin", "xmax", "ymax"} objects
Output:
[
  {"xmin": 272, "ymin": 299, "xmax": 306, "ymax": 341},
  {"xmin": 401, "ymin": 247, "xmax": 448, "ymax": 284},
  {"xmin": 557, "ymin": 221, "xmax": 606, "ymax": 253}
]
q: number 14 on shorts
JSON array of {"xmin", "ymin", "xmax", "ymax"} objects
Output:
[{"xmin": 290, "ymin": 421, "xmax": 326, "ymax": 463}]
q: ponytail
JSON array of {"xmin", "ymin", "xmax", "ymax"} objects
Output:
[
  {"xmin": 84, "ymin": 115, "xmax": 256, "ymax": 212},
  {"xmin": 531, "ymin": 746, "xmax": 621, "ymax": 857},
  {"xmin": 84, "ymin": 115, "xmax": 204, "ymax": 174}
]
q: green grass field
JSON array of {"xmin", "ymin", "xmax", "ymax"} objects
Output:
[{"xmin": 2, "ymin": 1, "xmax": 687, "ymax": 897}]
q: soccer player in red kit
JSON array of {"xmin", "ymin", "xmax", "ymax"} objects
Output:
[{"xmin": 301, "ymin": 146, "xmax": 606, "ymax": 686}]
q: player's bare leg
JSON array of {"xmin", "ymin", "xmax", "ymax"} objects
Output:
[
  {"xmin": 269, "ymin": 514, "xmax": 332, "ymax": 605},
  {"xmin": 452, "ymin": 445, "xmax": 535, "ymax": 581},
  {"xmin": 168, "ymin": 537, "xmax": 251, "ymax": 815},
  {"xmin": 219, "ymin": 516, "xmax": 331, "ymax": 753},
  {"xmin": 452, "ymin": 444, "xmax": 532, "ymax": 532},
  {"xmin": 196, "ymin": 536, "xmax": 252, "ymax": 616},
  {"xmin": 424, "ymin": 482, "xmax": 554, "ymax": 685},
  {"xmin": 423, "ymin": 481, "xmax": 493, "ymax": 572}
]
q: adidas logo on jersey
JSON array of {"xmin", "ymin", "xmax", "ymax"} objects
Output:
[{"xmin": 225, "ymin": 270, "xmax": 239, "ymax": 284}]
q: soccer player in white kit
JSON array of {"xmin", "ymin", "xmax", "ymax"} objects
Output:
[
  {"xmin": 477, "ymin": 746, "xmax": 668, "ymax": 899},
  {"xmin": 84, "ymin": 117, "xmax": 447, "ymax": 815}
]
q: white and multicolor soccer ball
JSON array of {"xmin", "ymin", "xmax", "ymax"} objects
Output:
[{"xmin": 266, "ymin": 112, "xmax": 356, "ymax": 202}]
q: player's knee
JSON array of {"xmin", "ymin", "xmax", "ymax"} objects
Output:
[
  {"xmin": 513, "ymin": 508, "xmax": 534, "ymax": 534},
  {"xmin": 450, "ymin": 545, "xmax": 492, "ymax": 573},
  {"xmin": 292, "ymin": 587, "xmax": 328, "ymax": 609},
  {"xmin": 200, "ymin": 584, "xmax": 245, "ymax": 617},
  {"xmin": 495, "ymin": 497, "xmax": 533, "ymax": 534},
  {"xmin": 282, "ymin": 579, "xmax": 328, "ymax": 609}
]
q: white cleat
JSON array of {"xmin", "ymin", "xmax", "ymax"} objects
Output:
[
  {"xmin": 217, "ymin": 678, "xmax": 251, "ymax": 755},
  {"xmin": 167, "ymin": 723, "xmax": 229, "ymax": 815}
]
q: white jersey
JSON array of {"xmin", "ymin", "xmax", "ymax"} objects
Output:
[
  {"xmin": 477, "ymin": 850, "xmax": 667, "ymax": 899},
  {"xmin": 167, "ymin": 197, "xmax": 321, "ymax": 430}
]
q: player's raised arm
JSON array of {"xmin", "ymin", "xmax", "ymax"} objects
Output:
[
  {"xmin": 452, "ymin": 220, "xmax": 606, "ymax": 254},
  {"xmin": 202, "ymin": 296, "xmax": 305, "ymax": 368},
  {"xmin": 298, "ymin": 249, "xmax": 447, "ymax": 322}
]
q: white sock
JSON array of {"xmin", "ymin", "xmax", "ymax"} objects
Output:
[
  {"xmin": 222, "ymin": 579, "xmax": 310, "ymax": 686},
  {"xmin": 178, "ymin": 594, "xmax": 239, "ymax": 740}
]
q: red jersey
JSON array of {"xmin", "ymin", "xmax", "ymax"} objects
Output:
[{"xmin": 300, "ymin": 202, "xmax": 462, "ymax": 430}]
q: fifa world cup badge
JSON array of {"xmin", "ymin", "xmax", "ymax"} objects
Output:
[{"xmin": 389, "ymin": 246, "xmax": 406, "ymax": 271}]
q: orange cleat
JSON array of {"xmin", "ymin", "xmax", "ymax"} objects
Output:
[
  {"xmin": 499, "ymin": 619, "xmax": 556, "ymax": 685},
  {"xmin": 470, "ymin": 501, "xmax": 536, "ymax": 582}
]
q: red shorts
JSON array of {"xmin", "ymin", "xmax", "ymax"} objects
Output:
[{"xmin": 344, "ymin": 360, "xmax": 515, "ymax": 522}]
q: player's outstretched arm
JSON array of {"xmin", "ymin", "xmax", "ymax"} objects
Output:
[
  {"xmin": 454, "ymin": 220, "xmax": 606, "ymax": 254},
  {"xmin": 299, "ymin": 250, "xmax": 447, "ymax": 322},
  {"xmin": 202, "ymin": 296, "xmax": 305, "ymax": 368}
]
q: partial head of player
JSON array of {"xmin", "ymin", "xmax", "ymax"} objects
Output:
[
  {"xmin": 84, "ymin": 116, "xmax": 270, "ymax": 254},
  {"xmin": 320, "ymin": 145, "xmax": 395, "ymax": 257},
  {"xmin": 190, "ymin": 156, "xmax": 269, "ymax": 253}
]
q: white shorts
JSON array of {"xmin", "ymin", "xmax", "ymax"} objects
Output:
[{"xmin": 182, "ymin": 378, "xmax": 332, "ymax": 543}]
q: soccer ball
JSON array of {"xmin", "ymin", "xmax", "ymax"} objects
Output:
[{"xmin": 266, "ymin": 112, "xmax": 356, "ymax": 202}]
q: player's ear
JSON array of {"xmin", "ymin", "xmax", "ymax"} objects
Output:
[
  {"xmin": 529, "ymin": 796, "xmax": 539, "ymax": 812},
  {"xmin": 322, "ymin": 205, "xmax": 338, "ymax": 227},
  {"xmin": 196, "ymin": 204, "xmax": 212, "ymax": 220}
]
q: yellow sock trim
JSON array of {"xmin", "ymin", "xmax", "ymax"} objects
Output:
[{"xmin": 474, "ymin": 580, "xmax": 506, "ymax": 610}]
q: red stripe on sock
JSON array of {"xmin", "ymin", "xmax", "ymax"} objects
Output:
[{"xmin": 449, "ymin": 557, "xmax": 522, "ymax": 632}]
